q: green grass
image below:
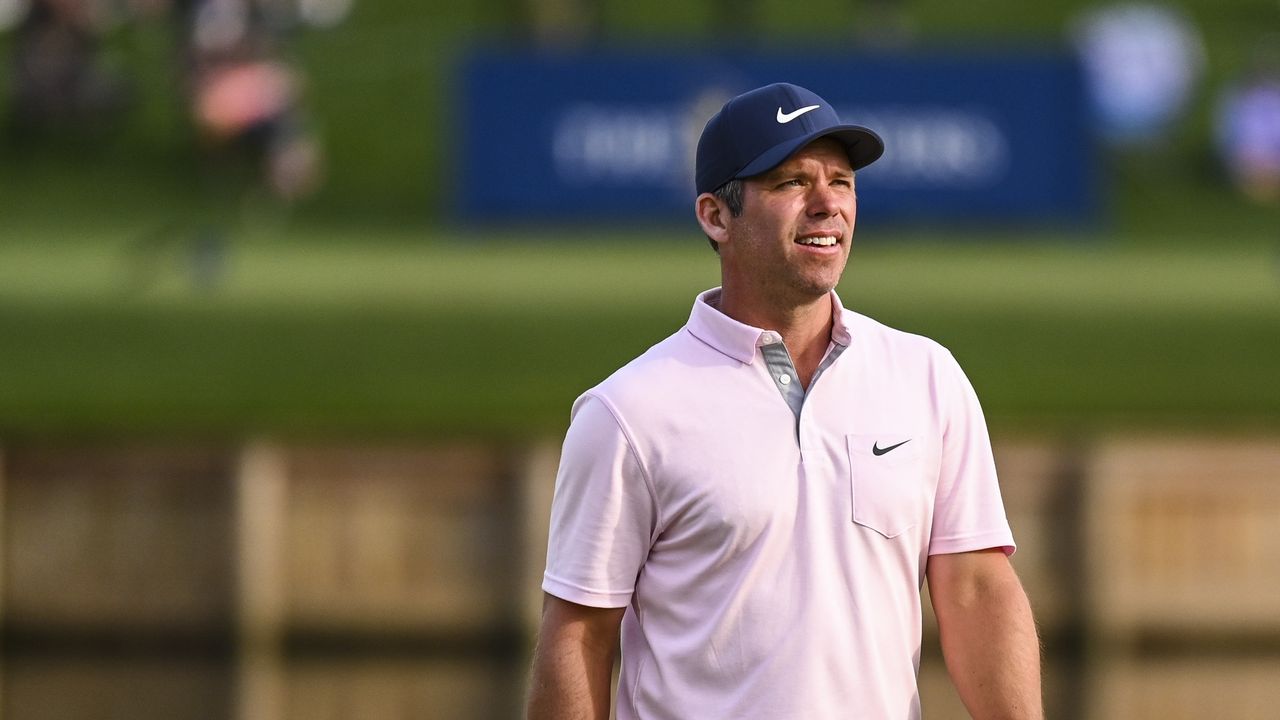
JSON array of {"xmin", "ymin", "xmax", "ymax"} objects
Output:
[
  {"xmin": 0, "ymin": 227, "xmax": 1276, "ymax": 438},
  {"xmin": 1, "ymin": 0, "xmax": 1276, "ymax": 437}
]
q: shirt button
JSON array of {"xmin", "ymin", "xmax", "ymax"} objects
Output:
[{"xmin": 779, "ymin": 373, "xmax": 792, "ymax": 385}]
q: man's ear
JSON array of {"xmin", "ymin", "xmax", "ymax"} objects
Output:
[{"xmin": 695, "ymin": 193, "xmax": 731, "ymax": 247}]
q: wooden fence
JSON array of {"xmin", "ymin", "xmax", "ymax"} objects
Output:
[{"xmin": 0, "ymin": 435, "xmax": 1277, "ymax": 719}]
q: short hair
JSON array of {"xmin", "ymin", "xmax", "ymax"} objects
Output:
[{"xmin": 705, "ymin": 179, "xmax": 744, "ymax": 254}]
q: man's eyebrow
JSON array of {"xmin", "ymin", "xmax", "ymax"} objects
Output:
[{"xmin": 759, "ymin": 162, "xmax": 853, "ymax": 183}]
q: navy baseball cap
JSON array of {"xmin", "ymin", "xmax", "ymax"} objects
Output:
[{"xmin": 695, "ymin": 82, "xmax": 884, "ymax": 195}]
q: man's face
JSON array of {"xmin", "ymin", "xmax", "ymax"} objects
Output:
[{"xmin": 721, "ymin": 137, "xmax": 857, "ymax": 306}]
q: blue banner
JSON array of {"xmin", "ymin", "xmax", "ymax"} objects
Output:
[{"xmin": 457, "ymin": 50, "xmax": 1097, "ymax": 226}]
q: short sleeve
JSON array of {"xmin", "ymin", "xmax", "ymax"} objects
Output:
[
  {"xmin": 928, "ymin": 351, "xmax": 1016, "ymax": 557},
  {"xmin": 542, "ymin": 393, "xmax": 658, "ymax": 608}
]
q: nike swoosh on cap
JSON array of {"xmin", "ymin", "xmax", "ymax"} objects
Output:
[{"xmin": 776, "ymin": 105, "xmax": 820, "ymax": 123}]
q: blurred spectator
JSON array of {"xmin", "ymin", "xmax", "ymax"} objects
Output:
[
  {"xmin": 1070, "ymin": 3, "xmax": 1205, "ymax": 147},
  {"xmin": 123, "ymin": 0, "xmax": 332, "ymax": 294},
  {"xmin": 177, "ymin": 0, "xmax": 324, "ymax": 201},
  {"xmin": 1214, "ymin": 40, "xmax": 1280, "ymax": 205},
  {"xmin": 6, "ymin": 0, "xmax": 130, "ymax": 133}
]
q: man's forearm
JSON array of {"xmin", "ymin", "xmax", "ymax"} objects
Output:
[
  {"xmin": 526, "ymin": 635, "xmax": 615, "ymax": 719},
  {"xmin": 930, "ymin": 551, "xmax": 1042, "ymax": 720},
  {"xmin": 526, "ymin": 597, "xmax": 623, "ymax": 720},
  {"xmin": 937, "ymin": 578, "xmax": 1042, "ymax": 719}
]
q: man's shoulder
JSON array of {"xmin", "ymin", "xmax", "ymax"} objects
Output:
[
  {"xmin": 582, "ymin": 324, "xmax": 706, "ymax": 404},
  {"xmin": 841, "ymin": 308, "xmax": 952, "ymax": 359}
]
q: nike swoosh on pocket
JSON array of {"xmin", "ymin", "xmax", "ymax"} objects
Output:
[
  {"xmin": 872, "ymin": 439, "xmax": 911, "ymax": 456},
  {"xmin": 776, "ymin": 105, "xmax": 820, "ymax": 123}
]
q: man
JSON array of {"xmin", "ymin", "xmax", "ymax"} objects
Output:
[{"xmin": 527, "ymin": 82, "xmax": 1041, "ymax": 719}]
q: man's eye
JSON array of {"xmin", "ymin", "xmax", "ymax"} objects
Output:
[{"xmin": 778, "ymin": 179, "xmax": 803, "ymax": 188}]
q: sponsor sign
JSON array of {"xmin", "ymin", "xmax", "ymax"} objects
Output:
[{"xmin": 458, "ymin": 50, "xmax": 1097, "ymax": 225}]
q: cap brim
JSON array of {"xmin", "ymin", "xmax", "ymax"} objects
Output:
[{"xmin": 736, "ymin": 125, "xmax": 884, "ymax": 182}]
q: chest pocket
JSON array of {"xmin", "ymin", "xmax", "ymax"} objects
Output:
[{"xmin": 847, "ymin": 433, "xmax": 929, "ymax": 539}]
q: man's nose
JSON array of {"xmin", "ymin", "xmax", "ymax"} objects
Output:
[{"xmin": 806, "ymin": 182, "xmax": 840, "ymax": 217}]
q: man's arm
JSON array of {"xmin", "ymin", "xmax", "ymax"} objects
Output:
[
  {"xmin": 526, "ymin": 594, "xmax": 626, "ymax": 720},
  {"xmin": 926, "ymin": 548, "xmax": 1042, "ymax": 720}
]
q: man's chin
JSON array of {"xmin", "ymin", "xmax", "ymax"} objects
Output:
[
  {"xmin": 785, "ymin": 282, "xmax": 840, "ymax": 307},
  {"xmin": 796, "ymin": 274, "xmax": 844, "ymax": 299}
]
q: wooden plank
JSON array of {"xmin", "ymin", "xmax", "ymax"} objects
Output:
[
  {"xmin": 2, "ymin": 656, "xmax": 231, "ymax": 720},
  {"xmin": 235, "ymin": 442, "xmax": 290, "ymax": 720},
  {"xmin": 238, "ymin": 442, "xmax": 289, "ymax": 648},
  {"xmin": 282, "ymin": 656, "xmax": 515, "ymax": 720},
  {"xmin": 1085, "ymin": 437, "xmax": 1280, "ymax": 640},
  {"xmin": 2, "ymin": 445, "xmax": 236, "ymax": 633},
  {"xmin": 279, "ymin": 444, "xmax": 515, "ymax": 636},
  {"xmin": 517, "ymin": 441, "xmax": 559, "ymax": 639},
  {"xmin": 1088, "ymin": 653, "xmax": 1280, "ymax": 720}
]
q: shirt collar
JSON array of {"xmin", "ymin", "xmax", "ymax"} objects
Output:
[{"xmin": 686, "ymin": 287, "xmax": 853, "ymax": 364}]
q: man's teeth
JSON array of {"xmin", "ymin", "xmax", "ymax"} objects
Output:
[{"xmin": 797, "ymin": 236, "xmax": 837, "ymax": 246}]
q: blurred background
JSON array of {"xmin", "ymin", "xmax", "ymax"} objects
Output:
[{"xmin": 1, "ymin": 0, "xmax": 1278, "ymax": 718}]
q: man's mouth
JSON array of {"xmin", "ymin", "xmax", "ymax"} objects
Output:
[{"xmin": 795, "ymin": 235, "xmax": 839, "ymax": 247}]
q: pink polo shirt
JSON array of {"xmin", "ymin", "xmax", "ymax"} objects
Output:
[{"xmin": 543, "ymin": 288, "xmax": 1014, "ymax": 719}]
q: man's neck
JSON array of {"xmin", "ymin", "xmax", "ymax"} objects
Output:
[{"xmin": 714, "ymin": 288, "xmax": 835, "ymax": 389}]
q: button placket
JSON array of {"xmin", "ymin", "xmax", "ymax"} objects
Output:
[{"xmin": 759, "ymin": 339, "xmax": 805, "ymax": 426}]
